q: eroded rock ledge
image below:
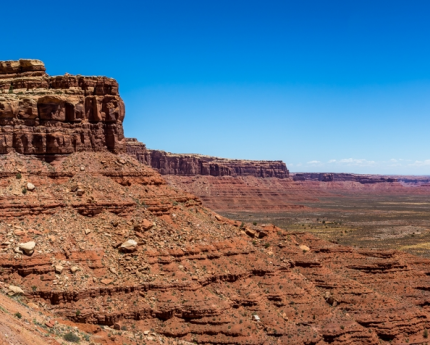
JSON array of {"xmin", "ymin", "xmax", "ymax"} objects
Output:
[
  {"xmin": 0, "ymin": 59, "xmax": 125, "ymax": 155},
  {"xmin": 126, "ymin": 138, "xmax": 289, "ymax": 178}
]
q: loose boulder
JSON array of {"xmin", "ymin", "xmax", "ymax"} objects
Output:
[
  {"xmin": 299, "ymin": 244, "xmax": 310, "ymax": 252},
  {"xmin": 134, "ymin": 219, "xmax": 154, "ymax": 232},
  {"xmin": 18, "ymin": 241, "xmax": 35, "ymax": 255},
  {"xmin": 8, "ymin": 285, "xmax": 24, "ymax": 296},
  {"xmin": 120, "ymin": 239, "xmax": 137, "ymax": 252}
]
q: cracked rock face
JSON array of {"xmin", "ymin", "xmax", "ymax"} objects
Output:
[{"xmin": 0, "ymin": 59, "xmax": 125, "ymax": 156}]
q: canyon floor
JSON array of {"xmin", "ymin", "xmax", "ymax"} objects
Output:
[{"xmin": 222, "ymin": 192, "xmax": 430, "ymax": 258}]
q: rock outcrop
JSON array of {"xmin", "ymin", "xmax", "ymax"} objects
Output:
[
  {"xmin": 0, "ymin": 59, "xmax": 125, "ymax": 156},
  {"xmin": 126, "ymin": 138, "xmax": 289, "ymax": 178}
]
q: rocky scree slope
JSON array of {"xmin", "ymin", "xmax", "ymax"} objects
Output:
[
  {"xmin": 0, "ymin": 59, "xmax": 125, "ymax": 156},
  {"xmin": 1, "ymin": 151, "xmax": 430, "ymax": 344}
]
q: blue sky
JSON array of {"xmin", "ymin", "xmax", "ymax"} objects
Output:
[{"xmin": 2, "ymin": 0, "xmax": 430, "ymax": 174}]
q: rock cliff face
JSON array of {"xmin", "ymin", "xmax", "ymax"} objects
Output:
[
  {"xmin": 126, "ymin": 138, "xmax": 289, "ymax": 178},
  {"xmin": 0, "ymin": 59, "xmax": 125, "ymax": 156},
  {"xmin": 292, "ymin": 172, "xmax": 398, "ymax": 183}
]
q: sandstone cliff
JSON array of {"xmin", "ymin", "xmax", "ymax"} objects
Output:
[
  {"xmin": 0, "ymin": 59, "xmax": 125, "ymax": 156},
  {"xmin": 126, "ymin": 138, "xmax": 289, "ymax": 178},
  {"xmin": 292, "ymin": 172, "xmax": 398, "ymax": 183}
]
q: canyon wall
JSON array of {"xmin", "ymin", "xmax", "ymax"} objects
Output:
[
  {"xmin": 126, "ymin": 138, "xmax": 289, "ymax": 178},
  {"xmin": 292, "ymin": 172, "xmax": 398, "ymax": 183},
  {"xmin": 0, "ymin": 59, "xmax": 125, "ymax": 156},
  {"xmin": 127, "ymin": 139, "xmax": 425, "ymax": 213}
]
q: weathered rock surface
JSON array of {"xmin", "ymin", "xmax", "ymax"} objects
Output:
[
  {"xmin": 127, "ymin": 139, "xmax": 430, "ymax": 214},
  {"xmin": 126, "ymin": 138, "xmax": 289, "ymax": 178},
  {"xmin": 18, "ymin": 241, "xmax": 35, "ymax": 255},
  {"xmin": 292, "ymin": 172, "xmax": 398, "ymax": 183},
  {"xmin": 1, "ymin": 61, "xmax": 430, "ymax": 345},
  {"xmin": 0, "ymin": 150, "xmax": 429, "ymax": 344},
  {"xmin": 0, "ymin": 59, "xmax": 125, "ymax": 156}
]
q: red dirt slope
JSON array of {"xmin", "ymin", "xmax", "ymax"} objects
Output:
[{"xmin": 0, "ymin": 151, "xmax": 430, "ymax": 344}]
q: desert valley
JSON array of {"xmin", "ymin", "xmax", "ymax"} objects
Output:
[{"xmin": 0, "ymin": 59, "xmax": 430, "ymax": 345}]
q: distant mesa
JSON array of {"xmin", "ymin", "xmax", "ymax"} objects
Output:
[
  {"xmin": 0, "ymin": 59, "xmax": 125, "ymax": 156},
  {"xmin": 126, "ymin": 138, "xmax": 289, "ymax": 178},
  {"xmin": 292, "ymin": 172, "xmax": 398, "ymax": 184}
]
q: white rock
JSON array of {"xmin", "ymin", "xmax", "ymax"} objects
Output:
[
  {"xmin": 76, "ymin": 189, "xmax": 85, "ymax": 196},
  {"xmin": 120, "ymin": 239, "xmax": 137, "ymax": 252},
  {"xmin": 18, "ymin": 241, "xmax": 35, "ymax": 255},
  {"xmin": 70, "ymin": 266, "xmax": 79, "ymax": 273},
  {"xmin": 252, "ymin": 314, "xmax": 260, "ymax": 321},
  {"xmin": 8, "ymin": 285, "xmax": 24, "ymax": 295},
  {"xmin": 26, "ymin": 183, "xmax": 35, "ymax": 191},
  {"xmin": 55, "ymin": 265, "xmax": 64, "ymax": 274},
  {"xmin": 299, "ymin": 244, "xmax": 310, "ymax": 252}
]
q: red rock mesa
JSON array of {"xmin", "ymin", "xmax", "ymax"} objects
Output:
[
  {"xmin": 0, "ymin": 59, "xmax": 125, "ymax": 156},
  {"xmin": 1, "ymin": 61, "xmax": 430, "ymax": 344}
]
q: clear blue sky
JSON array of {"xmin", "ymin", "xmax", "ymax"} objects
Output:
[{"xmin": 3, "ymin": 0, "xmax": 430, "ymax": 174}]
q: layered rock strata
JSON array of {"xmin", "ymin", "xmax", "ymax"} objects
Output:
[
  {"xmin": 292, "ymin": 172, "xmax": 398, "ymax": 183},
  {"xmin": 1, "ymin": 152, "xmax": 430, "ymax": 344},
  {"xmin": 0, "ymin": 59, "xmax": 125, "ymax": 155},
  {"xmin": 126, "ymin": 138, "xmax": 289, "ymax": 178}
]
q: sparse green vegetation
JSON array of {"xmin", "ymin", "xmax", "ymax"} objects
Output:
[
  {"xmin": 221, "ymin": 193, "xmax": 430, "ymax": 258},
  {"xmin": 63, "ymin": 332, "xmax": 80, "ymax": 342}
]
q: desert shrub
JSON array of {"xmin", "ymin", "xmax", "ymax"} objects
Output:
[
  {"xmin": 63, "ymin": 332, "xmax": 80, "ymax": 343},
  {"xmin": 16, "ymin": 172, "xmax": 22, "ymax": 179},
  {"xmin": 253, "ymin": 221, "xmax": 257, "ymax": 226},
  {"xmin": 15, "ymin": 312, "xmax": 22, "ymax": 319}
]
